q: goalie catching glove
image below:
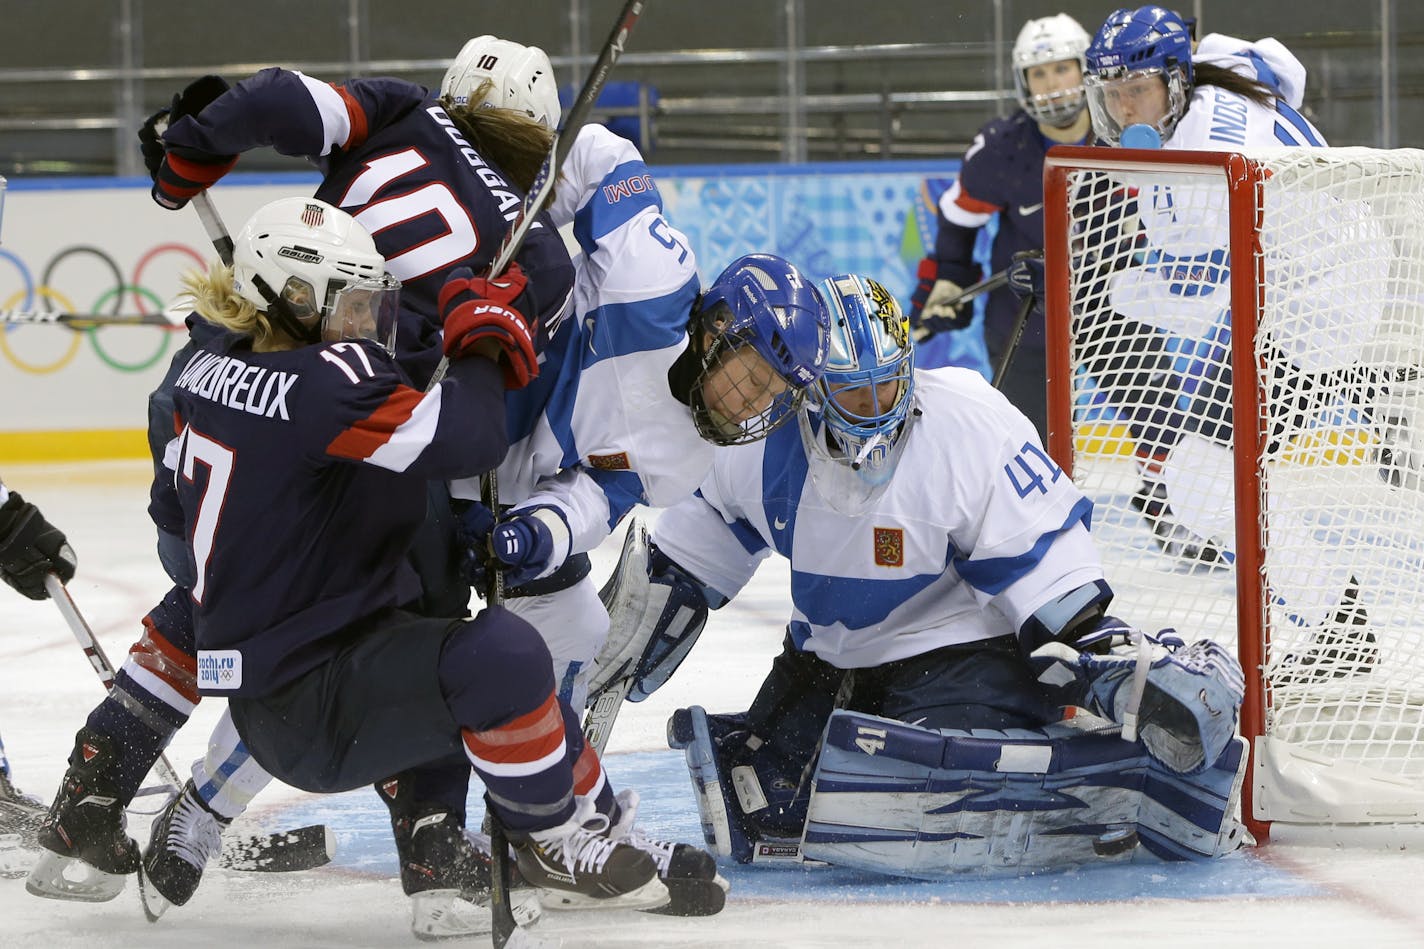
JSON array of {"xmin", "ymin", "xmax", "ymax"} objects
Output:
[
  {"xmin": 139, "ymin": 74, "xmax": 238, "ymax": 211},
  {"xmin": 1031, "ymin": 618, "xmax": 1245, "ymax": 776},
  {"xmin": 587, "ymin": 518, "xmax": 726, "ymax": 705},
  {"xmin": 439, "ymin": 264, "xmax": 539, "ymax": 389}
]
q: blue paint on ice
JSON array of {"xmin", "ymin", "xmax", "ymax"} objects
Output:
[{"xmin": 272, "ymin": 750, "xmax": 1319, "ymax": 904}]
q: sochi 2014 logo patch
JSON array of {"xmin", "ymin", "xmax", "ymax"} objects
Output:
[{"xmin": 873, "ymin": 527, "xmax": 904, "ymax": 567}]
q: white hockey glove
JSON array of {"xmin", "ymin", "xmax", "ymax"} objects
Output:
[{"xmin": 1032, "ymin": 621, "xmax": 1244, "ymax": 776}]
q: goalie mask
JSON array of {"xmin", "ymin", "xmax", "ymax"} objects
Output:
[
  {"xmin": 1012, "ymin": 14, "xmax": 1091, "ymax": 128},
  {"xmin": 232, "ymin": 197, "xmax": 400, "ymax": 352},
  {"xmin": 801, "ymin": 274, "xmax": 916, "ymax": 513},
  {"xmin": 688, "ymin": 253, "xmax": 830, "ymax": 447},
  {"xmin": 1084, "ymin": 6, "xmax": 1193, "ymax": 145},
  {"xmin": 442, "ymin": 35, "xmax": 562, "ymax": 129}
]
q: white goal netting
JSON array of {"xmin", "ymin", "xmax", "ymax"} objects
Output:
[{"xmin": 1043, "ymin": 145, "xmax": 1424, "ymax": 831}]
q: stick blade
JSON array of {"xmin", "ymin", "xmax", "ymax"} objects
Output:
[{"xmin": 217, "ymin": 823, "xmax": 335, "ymax": 872}]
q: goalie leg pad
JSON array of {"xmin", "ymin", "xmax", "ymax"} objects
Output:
[
  {"xmin": 800, "ymin": 710, "xmax": 1246, "ymax": 877},
  {"xmin": 667, "ymin": 707, "xmax": 808, "ymax": 865}
]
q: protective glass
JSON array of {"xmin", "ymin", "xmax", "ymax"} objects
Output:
[
  {"xmin": 1084, "ymin": 67, "xmax": 1185, "ymax": 146},
  {"xmin": 323, "ymin": 273, "xmax": 402, "ymax": 353}
]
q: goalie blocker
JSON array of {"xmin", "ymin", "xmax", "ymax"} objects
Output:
[{"xmin": 670, "ymin": 705, "xmax": 1248, "ymax": 875}]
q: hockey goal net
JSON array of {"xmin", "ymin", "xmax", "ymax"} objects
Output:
[{"xmin": 1042, "ymin": 144, "xmax": 1424, "ymax": 843}]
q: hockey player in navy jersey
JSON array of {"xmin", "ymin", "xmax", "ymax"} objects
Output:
[
  {"xmin": 909, "ymin": 14, "xmax": 1093, "ymax": 440},
  {"xmin": 589, "ymin": 273, "xmax": 1249, "ymax": 876},
  {"xmin": 29, "ymin": 67, "xmax": 581, "ymax": 932},
  {"xmin": 33, "ymin": 198, "xmax": 668, "ymax": 924}
]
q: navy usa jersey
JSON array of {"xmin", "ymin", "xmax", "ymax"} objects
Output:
[
  {"xmin": 149, "ymin": 335, "xmax": 508, "ymax": 698},
  {"xmin": 931, "ymin": 111, "xmax": 1083, "ymax": 351},
  {"xmin": 162, "ymin": 68, "xmax": 575, "ymax": 388}
]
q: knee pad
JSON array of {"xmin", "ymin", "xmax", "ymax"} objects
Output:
[{"xmin": 668, "ymin": 706, "xmax": 810, "ymax": 864}]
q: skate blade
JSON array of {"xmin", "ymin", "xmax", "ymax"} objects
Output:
[
  {"xmin": 643, "ymin": 874, "xmax": 729, "ymax": 917},
  {"xmin": 537, "ymin": 876, "xmax": 669, "ymax": 913},
  {"xmin": 411, "ymin": 888, "xmax": 542, "ymax": 941},
  {"xmin": 24, "ymin": 850, "xmax": 127, "ymax": 902},
  {"xmin": 137, "ymin": 863, "xmax": 173, "ymax": 922},
  {"xmin": 0, "ymin": 834, "xmax": 32, "ymax": 879}
]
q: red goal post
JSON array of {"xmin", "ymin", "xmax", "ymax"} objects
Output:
[{"xmin": 1042, "ymin": 144, "xmax": 1424, "ymax": 845}]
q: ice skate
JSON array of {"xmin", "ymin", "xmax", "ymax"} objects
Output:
[
  {"xmin": 377, "ymin": 777, "xmax": 541, "ymax": 939},
  {"xmin": 1275, "ymin": 582, "xmax": 1377, "ymax": 685},
  {"xmin": 0, "ymin": 768, "xmax": 46, "ymax": 850},
  {"xmin": 511, "ymin": 797, "xmax": 668, "ymax": 912},
  {"xmin": 26, "ymin": 728, "xmax": 140, "ymax": 903},
  {"xmin": 604, "ymin": 789, "xmax": 727, "ymax": 917},
  {"xmin": 1131, "ymin": 480, "xmax": 1226, "ymax": 565},
  {"xmin": 138, "ymin": 778, "xmax": 229, "ymax": 921}
]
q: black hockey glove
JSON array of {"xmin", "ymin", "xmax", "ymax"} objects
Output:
[
  {"xmin": 0, "ymin": 491, "xmax": 76, "ymax": 600},
  {"xmin": 138, "ymin": 74, "xmax": 231, "ymax": 181},
  {"xmin": 1006, "ymin": 249, "xmax": 1046, "ymax": 314}
]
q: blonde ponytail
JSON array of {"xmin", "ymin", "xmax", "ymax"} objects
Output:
[{"xmin": 177, "ymin": 261, "xmax": 278, "ymax": 348}]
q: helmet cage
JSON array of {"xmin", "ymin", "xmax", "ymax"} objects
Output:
[
  {"xmin": 809, "ymin": 274, "xmax": 915, "ymax": 487},
  {"xmin": 1012, "ymin": 15, "xmax": 1091, "ymax": 127},
  {"xmin": 688, "ymin": 253, "xmax": 831, "ymax": 446},
  {"xmin": 689, "ymin": 301, "xmax": 806, "ymax": 446}
]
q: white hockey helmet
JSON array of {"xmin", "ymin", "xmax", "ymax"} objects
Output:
[
  {"xmin": 231, "ymin": 197, "xmax": 400, "ymax": 350},
  {"xmin": 1012, "ymin": 14, "xmax": 1091, "ymax": 127},
  {"xmin": 442, "ymin": 35, "xmax": 562, "ymax": 129}
]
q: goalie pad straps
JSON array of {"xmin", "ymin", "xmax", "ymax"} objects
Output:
[
  {"xmin": 801, "ymin": 709, "xmax": 1249, "ymax": 874},
  {"xmin": 588, "ymin": 518, "xmax": 716, "ymax": 703}
]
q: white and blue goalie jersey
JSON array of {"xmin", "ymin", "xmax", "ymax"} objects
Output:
[
  {"xmin": 452, "ymin": 125, "xmax": 707, "ymax": 554},
  {"xmin": 653, "ymin": 368, "xmax": 1106, "ymax": 669}
]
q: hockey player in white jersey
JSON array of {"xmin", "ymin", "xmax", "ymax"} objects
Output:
[
  {"xmin": 439, "ymin": 38, "xmax": 829, "ymax": 914},
  {"xmin": 1082, "ymin": 6, "xmax": 1379, "ymax": 657},
  {"xmin": 588, "ymin": 273, "xmax": 1250, "ymax": 876}
]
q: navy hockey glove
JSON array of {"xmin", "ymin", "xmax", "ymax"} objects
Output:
[
  {"xmin": 144, "ymin": 75, "xmax": 238, "ymax": 210},
  {"xmin": 909, "ymin": 259, "xmax": 973, "ymax": 336},
  {"xmin": 1006, "ymin": 249, "xmax": 1046, "ymax": 314},
  {"xmin": 439, "ymin": 265, "xmax": 539, "ymax": 389},
  {"xmin": 488, "ymin": 506, "xmax": 570, "ymax": 589},
  {"xmin": 0, "ymin": 491, "xmax": 77, "ymax": 600}
]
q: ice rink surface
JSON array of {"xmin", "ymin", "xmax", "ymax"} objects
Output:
[{"xmin": 2, "ymin": 461, "xmax": 1424, "ymax": 947}]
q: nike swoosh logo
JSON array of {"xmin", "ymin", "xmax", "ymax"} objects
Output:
[
  {"xmin": 773, "ymin": 516, "xmax": 788, "ymax": 530},
  {"xmin": 1018, "ymin": 203, "xmax": 1044, "ymax": 216}
]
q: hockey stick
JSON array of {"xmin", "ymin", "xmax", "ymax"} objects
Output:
[
  {"xmin": 0, "ymin": 310, "xmax": 184, "ymax": 329},
  {"xmin": 482, "ymin": 9, "xmax": 648, "ymax": 949},
  {"xmin": 426, "ymin": 0, "xmax": 647, "ymax": 392},
  {"xmin": 42, "ymin": 575, "xmax": 333, "ymax": 873},
  {"xmin": 990, "ymin": 292, "xmax": 1037, "ymax": 390},
  {"xmin": 910, "ymin": 268, "xmax": 1010, "ymax": 343}
]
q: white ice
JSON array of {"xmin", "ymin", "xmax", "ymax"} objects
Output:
[{"xmin": 1, "ymin": 461, "xmax": 1423, "ymax": 947}]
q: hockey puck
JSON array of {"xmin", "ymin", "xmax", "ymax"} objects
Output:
[{"xmin": 1092, "ymin": 827, "xmax": 1139, "ymax": 856}]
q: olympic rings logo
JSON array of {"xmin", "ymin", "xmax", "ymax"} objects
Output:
[{"xmin": 0, "ymin": 242, "xmax": 205, "ymax": 374}]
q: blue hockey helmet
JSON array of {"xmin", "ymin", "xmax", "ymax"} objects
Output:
[
  {"xmin": 1083, "ymin": 6, "xmax": 1193, "ymax": 144},
  {"xmin": 690, "ymin": 253, "xmax": 830, "ymax": 446},
  {"xmin": 804, "ymin": 274, "xmax": 916, "ymax": 491}
]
